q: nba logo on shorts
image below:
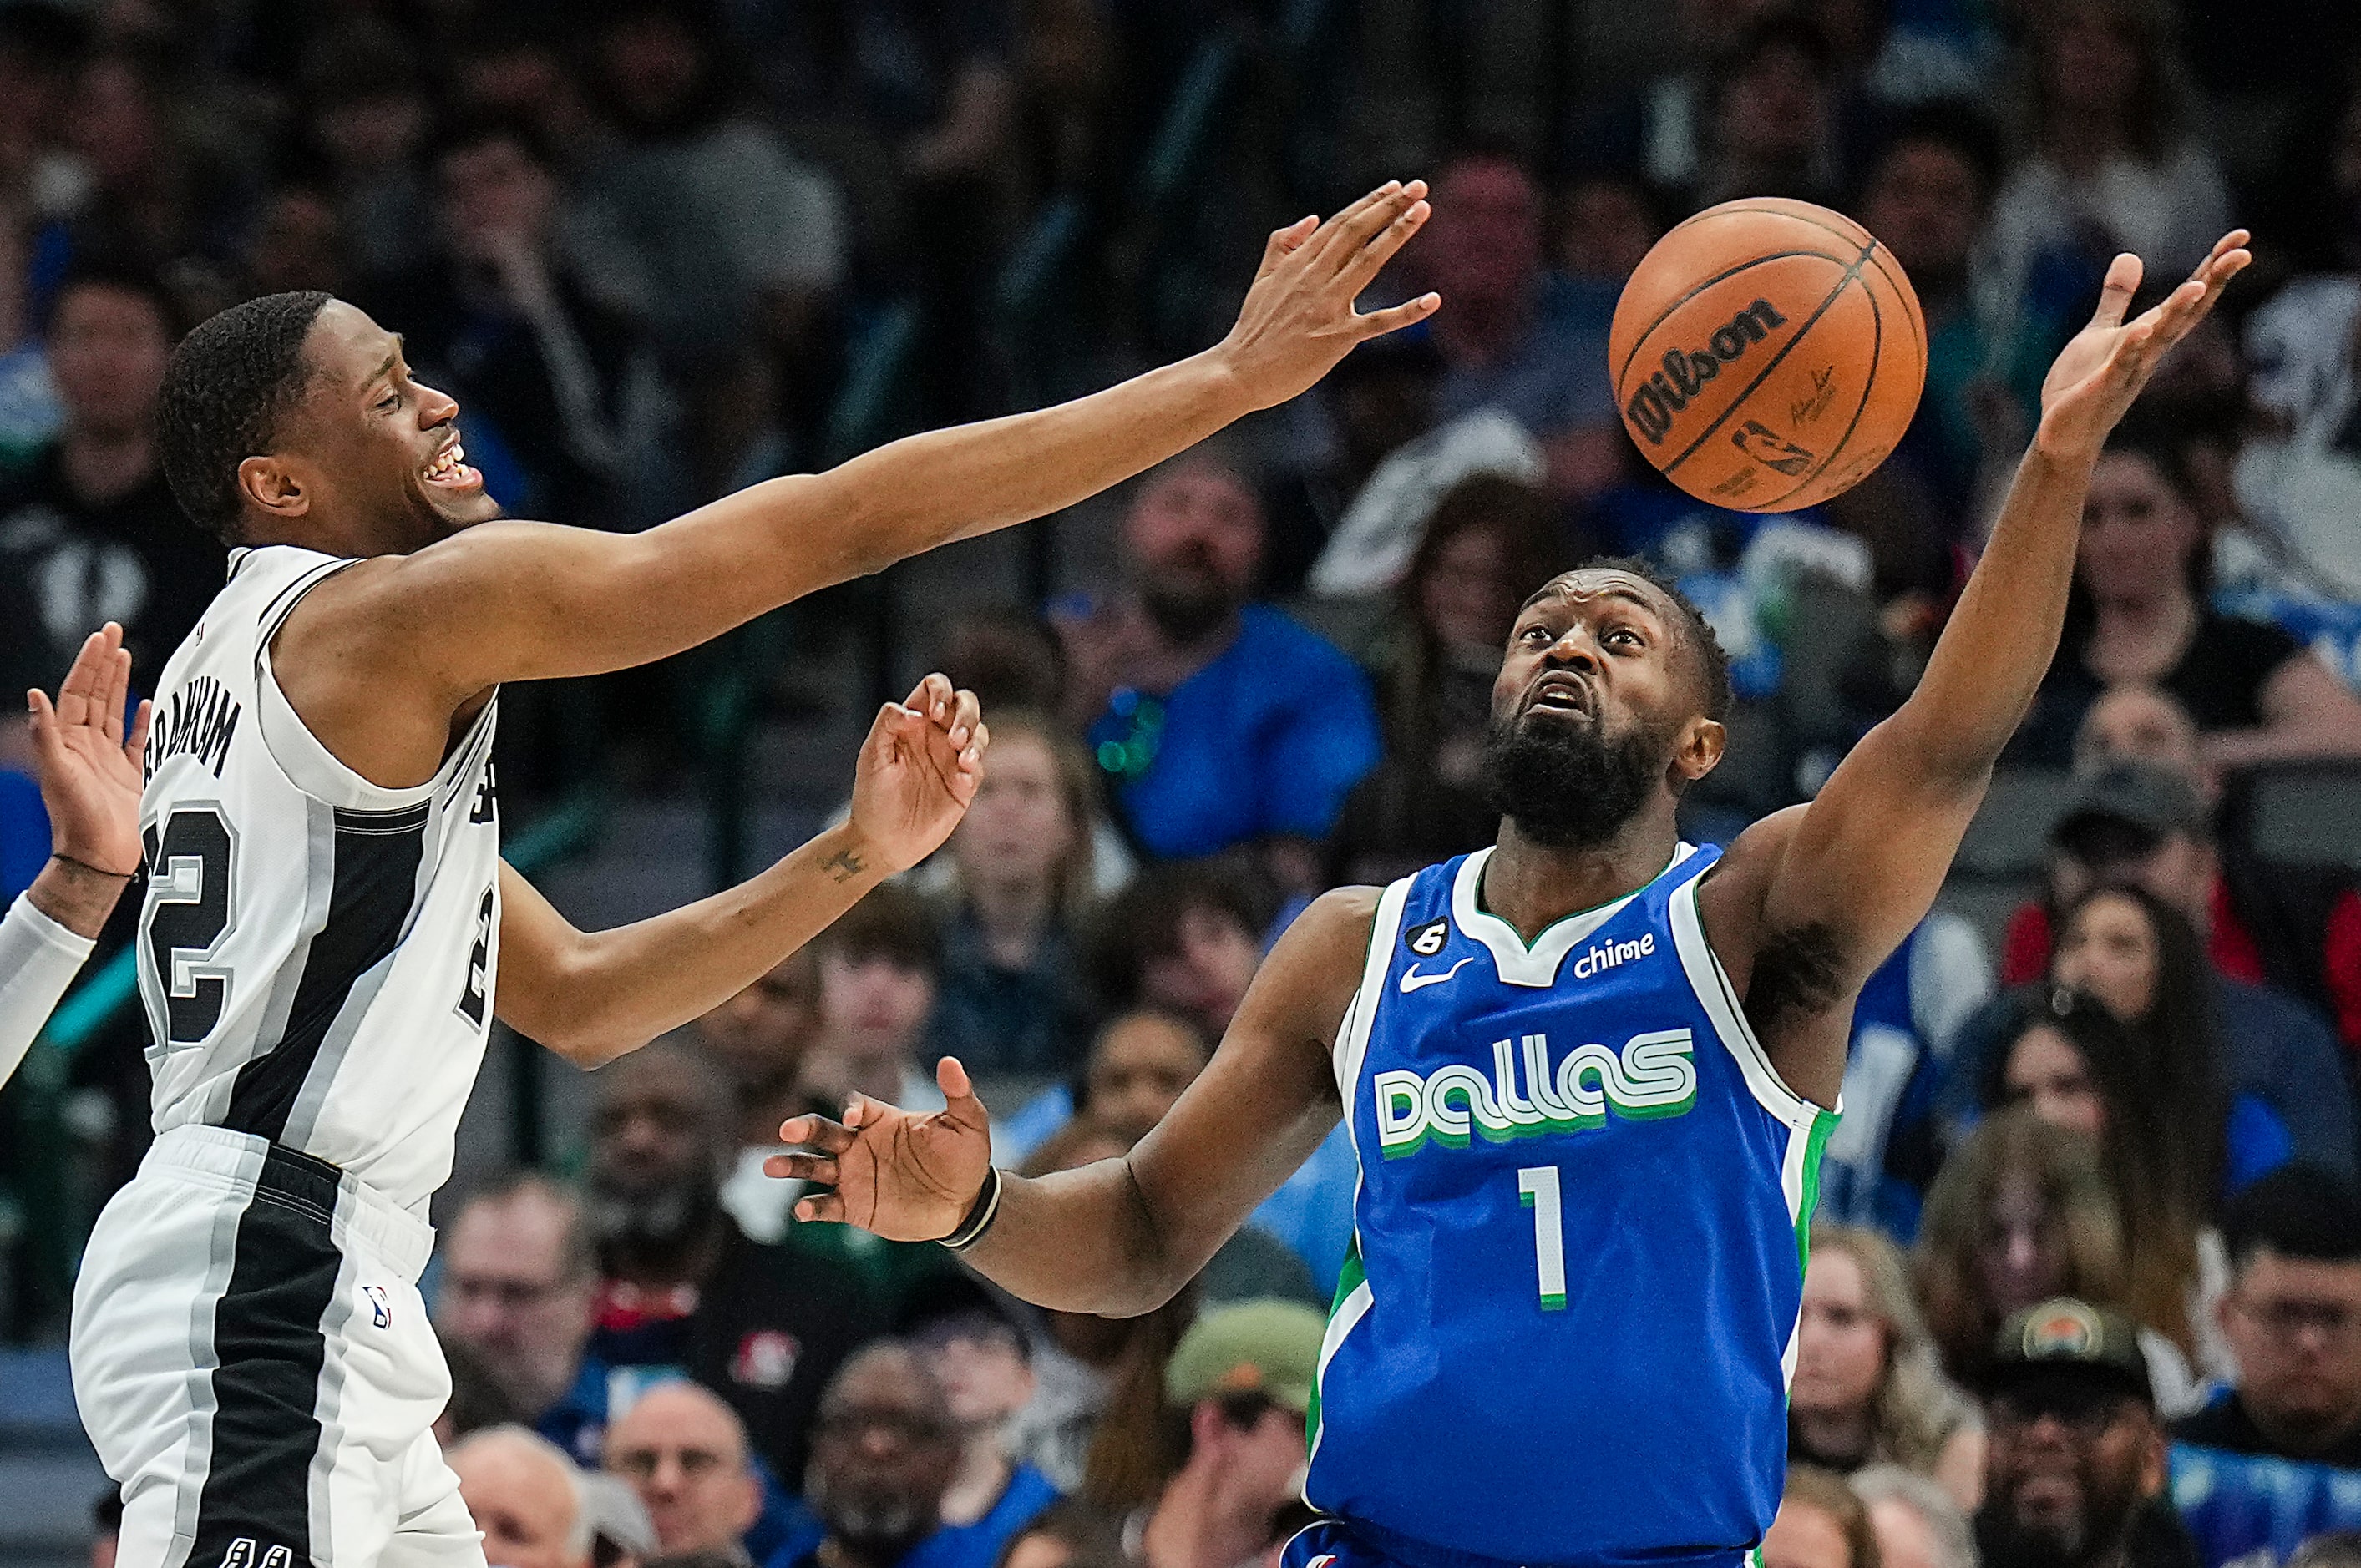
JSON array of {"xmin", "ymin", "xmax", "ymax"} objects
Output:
[{"xmin": 363, "ymin": 1284, "xmax": 391, "ymax": 1329}]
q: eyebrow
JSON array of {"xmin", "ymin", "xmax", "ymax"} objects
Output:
[
  {"xmin": 365, "ymin": 335, "xmax": 406, "ymax": 391},
  {"xmin": 1517, "ymin": 584, "xmax": 1662, "ymax": 616}
]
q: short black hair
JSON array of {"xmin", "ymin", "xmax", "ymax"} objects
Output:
[
  {"xmin": 813, "ymin": 883, "xmax": 940, "ymax": 976},
  {"xmin": 2224, "ymin": 1165, "xmax": 2361, "ymax": 1274},
  {"xmin": 156, "ymin": 290, "xmax": 333, "ymax": 545},
  {"xmin": 1559, "ymin": 554, "xmax": 1736, "ymax": 724},
  {"xmin": 1867, "ymin": 98, "xmax": 2007, "ymax": 205},
  {"xmin": 438, "ymin": 106, "xmax": 556, "ymax": 174},
  {"xmin": 47, "ymin": 254, "xmax": 179, "ymax": 339}
]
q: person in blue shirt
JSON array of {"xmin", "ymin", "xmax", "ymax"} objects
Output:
[
  {"xmin": 777, "ymin": 234, "xmax": 2252, "ymax": 1568},
  {"xmin": 1056, "ymin": 441, "xmax": 1382, "ymax": 888}
]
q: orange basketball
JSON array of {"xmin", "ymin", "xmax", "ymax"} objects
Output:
[{"xmin": 1608, "ymin": 198, "xmax": 1926, "ymax": 513}]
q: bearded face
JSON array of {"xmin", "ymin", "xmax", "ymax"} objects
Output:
[{"xmin": 1477, "ymin": 701, "xmax": 1674, "ymax": 850}]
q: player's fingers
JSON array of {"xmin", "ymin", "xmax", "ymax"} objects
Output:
[
  {"xmin": 793, "ymin": 1191, "xmax": 849, "ymax": 1225},
  {"xmin": 1312, "ymin": 181, "xmax": 1421, "ymax": 274},
  {"xmin": 778, "ymin": 1113, "xmax": 854, "ymax": 1154},
  {"xmin": 938, "ymin": 1055, "xmax": 986, "ymax": 1123},
  {"xmin": 913, "ymin": 672, "xmax": 955, "ymax": 723},
  {"xmin": 960, "ymin": 720, "xmax": 990, "ymax": 771},
  {"xmin": 1355, "ymin": 292, "xmax": 1443, "ymax": 341},
  {"xmin": 2088, "ymin": 252, "xmax": 2142, "ymax": 331},
  {"xmin": 1337, "ymin": 197, "xmax": 1431, "ymax": 296},
  {"xmin": 1302, "ymin": 182, "xmax": 1404, "ymax": 271},
  {"xmin": 54, "ymin": 628, "xmax": 111, "ymax": 726},
  {"xmin": 946, "ymin": 686, "xmax": 980, "ymax": 748},
  {"xmin": 766, "ymin": 1152, "xmax": 839, "ymax": 1185},
  {"xmin": 1254, "ymin": 215, "xmax": 1319, "ymax": 281},
  {"xmin": 102, "ymin": 646, "xmax": 131, "ymax": 745},
  {"xmin": 126, "ymin": 698, "xmax": 154, "ymax": 771},
  {"xmin": 25, "ymin": 687, "xmax": 54, "ymax": 747}
]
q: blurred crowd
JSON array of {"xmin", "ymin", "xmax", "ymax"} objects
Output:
[{"xmin": 13, "ymin": 0, "xmax": 2361, "ymax": 1565}]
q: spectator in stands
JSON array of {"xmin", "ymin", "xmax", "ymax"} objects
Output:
[
  {"xmin": 928, "ymin": 710, "xmax": 1103, "ymax": 1076},
  {"xmin": 450, "ymin": 1424, "xmax": 596, "ymax": 1568},
  {"xmin": 1326, "ymin": 475, "xmax": 1560, "ymax": 888},
  {"xmin": 993, "ymin": 1006, "xmax": 1218, "ymax": 1166},
  {"xmin": 903, "ymin": 1279, "xmax": 1061, "ymax": 1567},
  {"xmin": 1791, "ymin": 1227, "xmax": 1984, "ymax": 1507},
  {"xmin": 437, "ymin": 1331, "xmax": 528, "ymax": 1447},
  {"xmin": 1693, "ymin": 18, "xmax": 1847, "ymax": 212},
  {"xmin": 992, "ymin": 1500, "xmax": 1128, "ymax": 1568},
  {"xmin": 574, "ymin": 0, "xmax": 844, "ymax": 386},
  {"xmin": 55, "ymin": 46, "xmax": 251, "ymax": 283},
  {"xmin": 1056, "ymin": 443, "xmax": 1382, "ymax": 888},
  {"xmin": 703, "ymin": 950, "xmax": 825, "ymax": 1244},
  {"xmin": 1006, "ymin": 1126, "xmax": 1198, "ymax": 1496},
  {"xmin": 2014, "ymin": 433, "xmax": 2361, "ymax": 770},
  {"xmin": 1414, "ymin": 152, "xmax": 1621, "ymax": 500},
  {"xmin": 1998, "ymin": 751, "xmax": 2361, "ymax": 1055},
  {"xmin": 0, "ymin": 258, "xmax": 216, "ymax": 707},
  {"xmin": 1852, "ymin": 1465, "xmax": 1978, "ymax": 1568},
  {"xmin": 1973, "ymin": 1299, "xmax": 2196, "ymax": 1568},
  {"xmin": 1915, "ymin": 1110, "xmax": 2132, "ymax": 1393},
  {"xmin": 605, "ymin": 1380, "xmax": 765, "ymax": 1562},
  {"xmin": 1985, "ymin": 0, "xmax": 2231, "ymax": 353},
  {"xmin": 1265, "ymin": 332, "xmax": 1457, "ymax": 600},
  {"xmin": 586, "ymin": 1039, "xmax": 883, "ymax": 1486},
  {"xmin": 357, "ymin": 110, "xmax": 667, "ymax": 530},
  {"xmin": 1117, "ymin": 1301, "xmax": 1325, "ymax": 1568},
  {"xmin": 2180, "ymin": 1166, "xmax": 2361, "ymax": 1465},
  {"xmin": 1857, "ymin": 99, "xmax": 2059, "ymax": 541},
  {"xmin": 436, "ymin": 1174, "xmax": 607, "ymax": 1465},
  {"xmin": 0, "ymin": 206, "xmax": 62, "ymax": 467},
  {"xmin": 2072, "ymin": 687, "xmax": 2212, "ymax": 795},
  {"xmin": 780, "ymin": 1343, "xmax": 964, "ymax": 1568},
  {"xmin": 1084, "ymin": 863, "xmax": 1266, "ymax": 1039},
  {"xmin": 2053, "ymin": 883, "xmax": 2352, "ymax": 1181},
  {"xmin": 291, "ymin": 20, "xmax": 431, "ymax": 282},
  {"xmin": 1765, "ymin": 1464, "xmax": 1882, "ymax": 1568},
  {"xmin": 1984, "ymin": 987, "xmax": 2266, "ymax": 1387},
  {"xmin": 803, "ymin": 887, "xmax": 945, "ymax": 1112}
]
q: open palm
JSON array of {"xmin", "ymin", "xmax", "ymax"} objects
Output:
[
  {"xmin": 847, "ymin": 673, "xmax": 988, "ymax": 873},
  {"xmin": 2037, "ymin": 230, "xmax": 2250, "ymax": 459},
  {"xmin": 31, "ymin": 624, "xmax": 151, "ymax": 876},
  {"xmin": 766, "ymin": 1055, "xmax": 995, "ymax": 1241}
]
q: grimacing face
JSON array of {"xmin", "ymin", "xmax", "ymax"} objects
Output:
[{"xmin": 252, "ymin": 300, "xmax": 500, "ymax": 553}]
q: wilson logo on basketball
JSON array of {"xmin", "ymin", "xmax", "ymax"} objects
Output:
[{"xmin": 1623, "ymin": 298, "xmax": 1789, "ymax": 445}]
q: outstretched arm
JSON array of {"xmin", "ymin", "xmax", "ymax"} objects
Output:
[
  {"xmin": 284, "ymin": 185, "xmax": 1436, "ymax": 788},
  {"xmin": 769, "ymin": 887, "xmax": 1371, "ymax": 1316},
  {"xmin": 1702, "ymin": 235, "xmax": 2252, "ymax": 1104},
  {"xmin": 497, "ymin": 676, "xmax": 985, "ymax": 1067}
]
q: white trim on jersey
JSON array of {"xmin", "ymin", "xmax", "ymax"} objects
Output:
[
  {"xmin": 1665, "ymin": 872, "xmax": 1825, "ymax": 1133},
  {"xmin": 1331, "ymin": 877, "xmax": 1412, "ymax": 1131},
  {"xmin": 1450, "ymin": 843, "xmax": 1699, "ymax": 988},
  {"xmin": 1308, "ymin": 1274, "xmax": 1375, "ymax": 1473}
]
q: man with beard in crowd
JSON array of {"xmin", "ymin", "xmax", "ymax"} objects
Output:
[
  {"xmin": 774, "ymin": 236, "xmax": 2251, "ymax": 1568},
  {"xmin": 773, "ymin": 1343, "xmax": 963, "ymax": 1568},
  {"xmin": 1054, "ymin": 438, "xmax": 1381, "ymax": 893},
  {"xmin": 1975, "ymin": 1301, "xmax": 2199, "ymax": 1568},
  {"xmin": 585, "ymin": 1038, "xmax": 882, "ymax": 1490}
]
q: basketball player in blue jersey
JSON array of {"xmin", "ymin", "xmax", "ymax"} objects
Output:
[{"xmin": 773, "ymin": 230, "xmax": 2253, "ymax": 1568}]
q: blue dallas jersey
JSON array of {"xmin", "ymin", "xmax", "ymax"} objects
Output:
[{"xmin": 1305, "ymin": 843, "xmax": 1839, "ymax": 1568}]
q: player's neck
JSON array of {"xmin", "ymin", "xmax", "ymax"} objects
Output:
[{"xmin": 1485, "ymin": 812, "xmax": 1680, "ymax": 943}]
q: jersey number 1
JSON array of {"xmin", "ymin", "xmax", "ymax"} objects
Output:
[{"xmin": 1518, "ymin": 1166, "xmax": 1568, "ymax": 1312}]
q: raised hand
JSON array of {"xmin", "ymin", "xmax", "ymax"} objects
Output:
[
  {"xmin": 30, "ymin": 624, "xmax": 150, "ymax": 878},
  {"xmin": 2036, "ymin": 230, "xmax": 2251, "ymax": 461},
  {"xmin": 1213, "ymin": 180, "xmax": 1441, "ymax": 412},
  {"xmin": 848, "ymin": 673, "xmax": 988, "ymax": 873},
  {"xmin": 767, "ymin": 1055, "xmax": 994, "ymax": 1241}
]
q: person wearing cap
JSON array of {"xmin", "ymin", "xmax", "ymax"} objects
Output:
[
  {"xmin": 1120, "ymin": 1300, "xmax": 1326, "ymax": 1568},
  {"xmin": 1944, "ymin": 761, "xmax": 2356, "ymax": 1178},
  {"xmin": 1999, "ymin": 747, "xmax": 2361, "ymax": 1058},
  {"xmin": 1973, "ymin": 1299, "xmax": 2201, "ymax": 1568}
]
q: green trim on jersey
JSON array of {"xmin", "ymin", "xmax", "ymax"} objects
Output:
[
  {"xmin": 1307, "ymin": 1235, "xmax": 1370, "ymax": 1450},
  {"xmin": 1792, "ymin": 1106, "xmax": 1840, "ymax": 1274}
]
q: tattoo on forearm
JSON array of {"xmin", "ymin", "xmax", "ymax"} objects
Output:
[{"xmin": 823, "ymin": 847, "xmax": 865, "ymax": 883}]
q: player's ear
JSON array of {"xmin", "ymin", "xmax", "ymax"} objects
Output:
[
  {"xmin": 238, "ymin": 454, "xmax": 311, "ymax": 520},
  {"xmin": 1674, "ymin": 716, "xmax": 1725, "ymax": 782}
]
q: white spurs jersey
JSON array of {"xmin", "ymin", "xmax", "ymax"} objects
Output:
[{"xmin": 136, "ymin": 544, "xmax": 501, "ymax": 1214}]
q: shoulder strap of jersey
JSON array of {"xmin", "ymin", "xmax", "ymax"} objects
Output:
[{"xmin": 1332, "ymin": 876, "xmax": 1414, "ymax": 1131}]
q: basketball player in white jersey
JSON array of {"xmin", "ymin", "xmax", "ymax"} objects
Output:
[
  {"xmin": 65, "ymin": 181, "xmax": 1436, "ymax": 1568},
  {"xmin": 1, "ymin": 624, "xmax": 150, "ymax": 1081}
]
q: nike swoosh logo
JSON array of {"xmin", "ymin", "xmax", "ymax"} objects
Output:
[{"xmin": 1400, "ymin": 957, "xmax": 1475, "ymax": 993}]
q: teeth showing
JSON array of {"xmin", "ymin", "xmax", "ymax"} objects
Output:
[{"xmin": 425, "ymin": 443, "xmax": 467, "ymax": 481}]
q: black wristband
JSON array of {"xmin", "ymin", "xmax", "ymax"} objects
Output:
[
  {"xmin": 50, "ymin": 852, "xmax": 134, "ymax": 882},
  {"xmin": 939, "ymin": 1166, "xmax": 1003, "ymax": 1252}
]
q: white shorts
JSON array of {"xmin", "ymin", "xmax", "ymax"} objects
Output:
[{"xmin": 71, "ymin": 1125, "xmax": 487, "ymax": 1568}]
